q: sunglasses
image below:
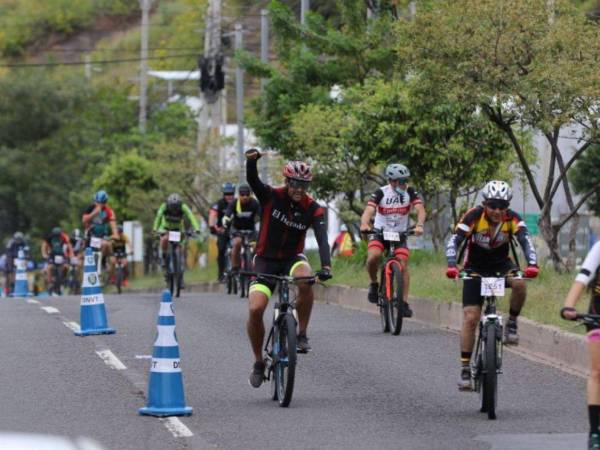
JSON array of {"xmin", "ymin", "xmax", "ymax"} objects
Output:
[
  {"xmin": 390, "ymin": 178, "xmax": 408, "ymax": 184},
  {"xmin": 288, "ymin": 179, "xmax": 310, "ymax": 189},
  {"xmin": 485, "ymin": 200, "xmax": 509, "ymax": 211},
  {"xmin": 239, "ymin": 193, "xmax": 250, "ymax": 197}
]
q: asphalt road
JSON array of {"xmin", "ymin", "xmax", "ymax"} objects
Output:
[{"xmin": 0, "ymin": 289, "xmax": 589, "ymax": 450}]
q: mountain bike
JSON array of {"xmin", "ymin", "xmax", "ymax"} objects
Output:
[
  {"xmin": 159, "ymin": 230, "xmax": 193, "ymax": 298},
  {"xmin": 242, "ymin": 271, "xmax": 323, "ymax": 407},
  {"xmin": 88, "ymin": 235, "xmax": 109, "ymax": 281},
  {"xmin": 112, "ymin": 250, "xmax": 128, "ymax": 294},
  {"xmin": 459, "ymin": 269, "xmax": 528, "ymax": 420},
  {"xmin": 49, "ymin": 253, "xmax": 67, "ymax": 296},
  {"xmin": 365, "ymin": 228, "xmax": 414, "ymax": 335},
  {"xmin": 233, "ymin": 230, "xmax": 256, "ymax": 298},
  {"xmin": 66, "ymin": 256, "xmax": 81, "ymax": 295}
]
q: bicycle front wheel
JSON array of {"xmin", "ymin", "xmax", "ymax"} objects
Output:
[
  {"xmin": 115, "ymin": 266, "xmax": 124, "ymax": 294},
  {"xmin": 378, "ymin": 267, "xmax": 390, "ymax": 333},
  {"xmin": 481, "ymin": 322, "xmax": 498, "ymax": 420},
  {"xmin": 274, "ymin": 313, "xmax": 297, "ymax": 407},
  {"xmin": 387, "ymin": 263, "xmax": 405, "ymax": 335}
]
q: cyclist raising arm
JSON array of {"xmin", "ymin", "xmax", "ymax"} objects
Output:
[
  {"xmin": 561, "ymin": 241, "xmax": 600, "ymax": 449},
  {"xmin": 245, "ymin": 148, "xmax": 331, "ymax": 388},
  {"xmin": 445, "ymin": 180, "xmax": 538, "ymax": 391}
]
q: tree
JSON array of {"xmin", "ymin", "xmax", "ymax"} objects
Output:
[
  {"xmin": 397, "ymin": 0, "xmax": 600, "ymax": 271},
  {"xmin": 572, "ymin": 144, "xmax": 600, "ymax": 216},
  {"xmin": 291, "ymin": 78, "xmax": 515, "ymax": 250}
]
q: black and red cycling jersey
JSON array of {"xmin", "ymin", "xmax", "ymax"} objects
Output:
[{"xmin": 246, "ymin": 159, "xmax": 331, "ymax": 267}]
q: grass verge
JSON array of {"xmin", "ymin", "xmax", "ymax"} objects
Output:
[{"xmin": 307, "ymin": 247, "xmax": 585, "ymax": 335}]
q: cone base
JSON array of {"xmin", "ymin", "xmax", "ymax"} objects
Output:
[
  {"xmin": 139, "ymin": 406, "xmax": 193, "ymax": 417},
  {"xmin": 75, "ymin": 328, "xmax": 116, "ymax": 336},
  {"xmin": 10, "ymin": 292, "xmax": 33, "ymax": 297}
]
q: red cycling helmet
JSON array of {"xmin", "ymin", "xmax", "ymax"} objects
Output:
[{"xmin": 282, "ymin": 161, "xmax": 313, "ymax": 182}]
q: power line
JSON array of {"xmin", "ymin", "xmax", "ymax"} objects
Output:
[{"xmin": 0, "ymin": 53, "xmax": 199, "ymax": 68}]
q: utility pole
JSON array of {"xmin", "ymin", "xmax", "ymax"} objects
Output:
[
  {"xmin": 197, "ymin": 0, "xmax": 224, "ymax": 172},
  {"xmin": 408, "ymin": 1, "xmax": 416, "ymax": 19},
  {"xmin": 235, "ymin": 22, "xmax": 244, "ymax": 183},
  {"xmin": 139, "ymin": 0, "xmax": 152, "ymax": 133},
  {"xmin": 84, "ymin": 55, "xmax": 92, "ymax": 80},
  {"xmin": 260, "ymin": 9, "xmax": 269, "ymax": 181},
  {"xmin": 301, "ymin": 0, "xmax": 309, "ymax": 25}
]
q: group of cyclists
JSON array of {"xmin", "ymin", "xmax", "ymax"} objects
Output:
[
  {"xmin": 2, "ymin": 190, "xmax": 132, "ymax": 296},
  {"xmin": 2, "ymin": 146, "xmax": 598, "ymax": 446}
]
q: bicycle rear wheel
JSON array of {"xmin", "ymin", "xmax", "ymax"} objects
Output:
[
  {"xmin": 115, "ymin": 266, "xmax": 124, "ymax": 294},
  {"xmin": 481, "ymin": 322, "xmax": 498, "ymax": 420},
  {"xmin": 274, "ymin": 313, "xmax": 297, "ymax": 407},
  {"xmin": 387, "ymin": 263, "xmax": 405, "ymax": 335}
]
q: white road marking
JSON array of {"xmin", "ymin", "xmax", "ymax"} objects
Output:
[
  {"xmin": 26, "ymin": 299, "xmax": 40, "ymax": 304},
  {"xmin": 135, "ymin": 355, "xmax": 152, "ymax": 359},
  {"xmin": 63, "ymin": 321, "xmax": 81, "ymax": 333},
  {"xmin": 41, "ymin": 306, "xmax": 60, "ymax": 314},
  {"xmin": 95, "ymin": 349, "xmax": 127, "ymax": 370},
  {"xmin": 162, "ymin": 417, "xmax": 194, "ymax": 438}
]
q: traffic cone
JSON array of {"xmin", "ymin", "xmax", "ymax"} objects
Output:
[
  {"xmin": 75, "ymin": 248, "xmax": 115, "ymax": 336},
  {"xmin": 139, "ymin": 290, "xmax": 192, "ymax": 417},
  {"xmin": 10, "ymin": 250, "xmax": 32, "ymax": 297}
]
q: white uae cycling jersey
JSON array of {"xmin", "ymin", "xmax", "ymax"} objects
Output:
[{"xmin": 367, "ymin": 185, "xmax": 422, "ymax": 232}]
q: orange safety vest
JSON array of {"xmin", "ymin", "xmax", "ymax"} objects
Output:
[{"xmin": 335, "ymin": 232, "xmax": 353, "ymax": 257}]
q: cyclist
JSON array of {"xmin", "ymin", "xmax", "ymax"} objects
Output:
[
  {"xmin": 110, "ymin": 225, "xmax": 131, "ymax": 286},
  {"xmin": 4, "ymin": 232, "xmax": 29, "ymax": 295},
  {"xmin": 153, "ymin": 193, "xmax": 201, "ymax": 269},
  {"xmin": 445, "ymin": 180, "xmax": 538, "ymax": 391},
  {"xmin": 245, "ymin": 148, "xmax": 332, "ymax": 388},
  {"xmin": 82, "ymin": 190, "xmax": 118, "ymax": 264},
  {"xmin": 41, "ymin": 227, "xmax": 73, "ymax": 295},
  {"xmin": 222, "ymin": 182, "xmax": 260, "ymax": 272},
  {"xmin": 561, "ymin": 240, "xmax": 600, "ymax": 449},
  {"xmin": 359, "ymin": 163, "xmax": 426, "ymax": 318},
  {"xmin": 209, "ymin": 182, "xmax": 235, "ymax": 282}
]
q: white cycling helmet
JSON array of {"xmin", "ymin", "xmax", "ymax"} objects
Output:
[
  {"xmin": 385, "ymin": 163, "xmax": 410, "ymax": 180},
  {"xmin": 482, "ymin": 180, "xmax": 513, "ymax": 202}
]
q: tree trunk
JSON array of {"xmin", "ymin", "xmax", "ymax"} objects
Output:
[
  {"xmin": 538, "ymin": 212, "xmax": 564, "ymax": 272},
  {"xmin": 566, "ymin": 213, "xmax": 580, "ymax": 272}
]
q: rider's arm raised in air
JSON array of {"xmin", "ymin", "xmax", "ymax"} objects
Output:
[
  {"xmin": 312, "ymin": 210, "xmax": 332, "ymax": 269},
  {"xmin": 245, "ymin": 151, "xmax": 270, "ymax": 203},
  {"xmin": 153, "ymin": 203, "xmax": 166, "ymax": 232},
  {"xmin": 182, "ymin": 203, "xmax": 201, "ymax": 232}
]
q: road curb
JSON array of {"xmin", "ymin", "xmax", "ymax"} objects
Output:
[{"xmin": 133, "ymin": 281, "xmax": 589, "ymax": 377}]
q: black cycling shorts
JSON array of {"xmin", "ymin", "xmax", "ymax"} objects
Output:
[
  {"xmin": 249, "ymin": 254, "xmax": 309, "ymax": 298},
  {"xmin": 462, "ymin": 260, "xmax": 518, "ymax": 308}
]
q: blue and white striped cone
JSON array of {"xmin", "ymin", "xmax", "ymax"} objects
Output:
[
  {"xmin": 139, "ymin": 290, "xmax": 192, "ymax": 417},
  {"xmin": 75, "ymin": 248, "xmax": 115, "ymax": 336},
  {"xmin": 10, "ymin": 250, "xmax": 32, "ymax": 297}
]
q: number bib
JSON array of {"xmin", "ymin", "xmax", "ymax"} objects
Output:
[
  {"xmin": 168, "ymin": 231, "xmax": 181, "ymax": 242},
  {"xmin": 383, "ymin": 231, "xmax": 401, "ymax": 242},
  {"xmin": 480, "ymin": 277, "xmax": 505, "ymax": 297},
  {"xmin": 90, "ymin": 237, "xmax": 102, "ymax": 249},
  {"xmin": 54, "ymin": 255, "xmax": 64, "ymax": 264}
]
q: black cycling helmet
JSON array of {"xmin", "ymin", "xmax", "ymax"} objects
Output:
[
  {"xmin": 117, "ymin": 224, "xmax": 124, "ymax": 233},
  {"xmin": 222, "ymin": 182, "xmax": 235, "ymax": 195},
  {"xmin": 166, "ymin": 193, "xmax": 183, "ymax": 213},
  {"xmin": 238, "ymin": 182, "xmax": 251, "ymax": 195}
]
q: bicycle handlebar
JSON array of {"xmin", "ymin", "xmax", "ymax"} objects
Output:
[
  {"xmin": 239, "ymin": 271, "xmax": 319, "ymax": 285},
  {"xmin": 458, "ymin": 269, "xmax": 530, "ymax": 281}
]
